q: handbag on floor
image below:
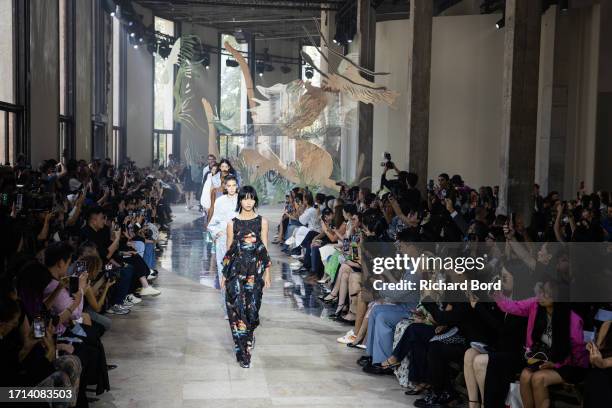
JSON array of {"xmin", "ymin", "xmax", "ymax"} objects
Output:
[{"xmin": 505, "ymin": 381, "xmax": 523, "ymax": 408}]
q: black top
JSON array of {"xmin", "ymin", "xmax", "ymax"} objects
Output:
[
  {"xmin": 81, "ymin": 225, "xmax": 111, "ymax": 260},
  {"xmin": 232, "ymin": 216, "xmax": 263, "ymax": 242}
]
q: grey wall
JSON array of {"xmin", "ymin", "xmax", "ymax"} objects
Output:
[
  {"xmin": 30, "ymin": 0, "xmax": 59, "ymax": 166},
  {"xmin": 373, "ymin": 14, "xmax": 504, "ymax": 190},
  {"xmin": 179, "ymin": 23, "xmax": 220, "ymax": 162},
  {"xmin": 125, "ymin": 3, "xmax": 153, "ymax": 167},
  {"xmin": 75, "ymin": 0, "xmax": 93, "ymax": 160}
]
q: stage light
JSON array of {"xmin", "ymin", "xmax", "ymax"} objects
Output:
[
  {"xmin": 256, "ymin": 60, "xmax": 265, "ymax": 77},
  {"xmin": 130, "ymin": 32, "xmax": 135, "ymax": 37},
  {"xmin": 133, "ymin": 44, "xmax": 138, "ymax": 49},
  {"xmin": 496, "ymin": 15, "xmax": 505, "ymax": 29},
  {"xmin": 139, "ymin": 37, "xmax": 144, "ymax": 43},
  {"xmin": 128, "ymin": 21, "xmax": 134, "ymax": 27},
  {"xmin": 347, "ymin": 39, "xmax": 352, "ymax": 43},
  {"xmin": 226, "ymin": 59, "xmax": 239, "ymax": 67},
  {"xmin": 305, "ymin": 66, "xmax": 314, "ymax": 79}
]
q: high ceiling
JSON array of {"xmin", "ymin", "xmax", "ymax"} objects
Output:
[
  {"xmin": 134, "ymin": 0, "xmax": 415, "ymax": 40},
  {"xmin": 133, "ymin": 0, "xmax": 483, "ymax": 40}
]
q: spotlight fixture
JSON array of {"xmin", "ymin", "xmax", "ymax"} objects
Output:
[
  {"xmin": 201, "ymin": 52, "xmax": 211, "ymax": 70},
  {"xmin": 225, "ymin": 59, "xmax": 239, "ymax": 68},
  {"xmin": 130, "ymin": 32, "xmax": 135, "ymax": 38},
  {"xmin": 158, "ymin": 42, "xmax": 172, "ymax": 59},
  {"xmin": 256, "ymin": 60, "xmax": 265, "ymax": 77},
  {"xmin": 304, "ymin": 66, "xmax": 314, "ymax": 79},
  {"xmin": 495, "ymin": 13, "xmax": 505, "ymax": 29}
]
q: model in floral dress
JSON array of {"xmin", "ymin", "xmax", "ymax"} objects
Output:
[{"xmin": 221, "ymin": 186, "xmax": 271, "ymax": 368}]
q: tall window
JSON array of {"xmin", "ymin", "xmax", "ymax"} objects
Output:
[
  {"xmin": 112, "ymin": 16, "xmax": 125, "ymax": 165},
  {"xmin": 153, "ymin": 16, "xmax": 175, "ymax": 166},
  {"xmin": 219, "ymin": 33, "xmax": 249, "ymax": 157},
  {"xmin": 0, "ymin": 0, "xmax": 20, "ymax": 165},
  {"xmin": 59, "ymin": 0, "xmax": 75, "ymax": 160}
]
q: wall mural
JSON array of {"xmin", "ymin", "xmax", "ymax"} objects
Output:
[{"xmin": 166, "ymin": 24, "xmax": 398, "ymax": 203}]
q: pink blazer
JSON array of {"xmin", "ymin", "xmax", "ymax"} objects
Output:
[{"xmin": 495, "ymin": 296, "xmax": 588, "ymax": 369}]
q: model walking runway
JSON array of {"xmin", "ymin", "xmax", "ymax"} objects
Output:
[{"xmin": 220, "ymin": 186, "xmax": 272, "ymax": 368}]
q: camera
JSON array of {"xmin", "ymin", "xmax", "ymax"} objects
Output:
[
  {"xmin": 104, "ymin": 263, "xmax": 121, "ymax": 280},
  {"xmin": 380, "ymin": 152, "xmax": 394, "ymax": 169}
]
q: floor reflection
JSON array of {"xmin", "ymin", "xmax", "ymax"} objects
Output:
[{"xmin": 159, "ymin": 207, "xmax": 339, "ymax": 320}]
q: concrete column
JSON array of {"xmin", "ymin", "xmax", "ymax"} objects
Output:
[
  {"xmin": 319, "ymin": 10, "xmax": 342, "ymax": 75},
  {"xmin": 535, "ymin": 5, "xmax": 570, "ymax": 196},
  {"xmin": 594, "ymin": 1, "xmax": 612, "ymax": 192},
  {"xmin": 406, "ymin": 0, "xmax": 433, "ymax": 194},
  {"xmin": 29, "ymin": 0, "xmax": 59, "ymax": 165},
  {"xmin": 356, "ymin": 0, "xmax": 375, "ymax": 189},
  {"xmin": 498, "ymin": 0, "xmax": 541, "ymax": 220},
  {"xmin": 75, "ymin": 0, "xmax": 93, "ymax": 160}
]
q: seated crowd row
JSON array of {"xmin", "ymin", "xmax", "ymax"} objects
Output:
[
  {"xmin": 276, "ymin": 165, "xmax": 612, "ymax": 408},
  {"xmin": 0, "ymin": 157, "xmax": 183, "ymax": 407}
]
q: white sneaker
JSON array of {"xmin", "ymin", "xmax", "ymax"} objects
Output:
[
  {"xmin": 125, "ymin": 294, "xmax": 142, "ymax": 304},
  {"xmin": 147, "ymin": 272, "xmax": 158, "ymax": 281},
  {"xmin": 290, "ymin": 261, "xmax": 302, "ymax": 268},
  {"xmin": 107, "ymin": 304, "xmax": 130, "ymax": 315},
  {"xmin": 122, "ymin": 300, "xmax": 134, "ymax": 308},
  {"xmin": 140, "ymin": 286, "xmax": 161, "ymax": 296},
  {"xmin": 337, "ymin": 334, "xmax": 357, "ymax": 344}
]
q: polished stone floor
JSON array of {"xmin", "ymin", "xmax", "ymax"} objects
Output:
[{"xmin": 93, "ymin": 206, "xmax": 414, "ymax": 408}]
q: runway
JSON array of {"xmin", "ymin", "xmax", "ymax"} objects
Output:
[{"xmin": 93, "ymin": 206, "xmax": 412, "ymax": 408}]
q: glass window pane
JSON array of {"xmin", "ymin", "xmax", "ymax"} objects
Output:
[
  {"xmin": 113, "ymin": 17, "xmax": 120, "ymax": 127},
  {"xmin": 0, "ymin": 0, "xmax": 15, "ymax": 104},
  {"xmin": 220, "ymin": 34, "xmax": 248, "ymax": 134},
  {"xmin": 154, "ymin": 17, "xmax": 175, "ymax": 131},
  {"xmin": 59, "ymin": 0, "xmax": 66, "ymax": 114}
]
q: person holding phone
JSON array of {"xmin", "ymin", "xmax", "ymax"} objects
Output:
[
  {"xmin": 220, "ymin": 185, "xmax": 271, "ymax": 368},
  {"xmin": 493, "ymin": 279, "xmax": 588, "ymax": 408}
]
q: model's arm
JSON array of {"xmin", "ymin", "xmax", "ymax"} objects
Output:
[
  {"xmin": 261, "ymin": 217, "xmax": 269, "ymax": 250},
  {"xmin": 226, "ymin": 220, "xmax": 234, "ymax": 253},
  {"xmin": 261, "ymin": 217, "xmax": 271, "ymax": 289}
]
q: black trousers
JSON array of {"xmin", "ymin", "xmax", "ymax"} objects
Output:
[
  {"xmin": 122, "ymin": 254, "xmax": 149, "ymax": 291},
  {"xmin": 392, "ymin": 323, "xmax": 435, "ymax": 383},
  {"xmin": 427, "ymin": 341, "xmax": 467, "ymax": 393},
  {"xmin": 583, "ymin": 367, "xmax": 612, "ymax": 408},
  {"xmin": 483, "ymin": 351, "xmax": 525, "ymax": 408}
]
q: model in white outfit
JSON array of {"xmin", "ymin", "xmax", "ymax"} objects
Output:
[{"xmin": 206, "ymin": 178, "xmax": 239, "ymax": 310}]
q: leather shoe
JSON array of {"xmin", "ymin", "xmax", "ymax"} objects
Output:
[{"xmin": 362, "ymin": 363, "xmax": 394, "ymax": 375}]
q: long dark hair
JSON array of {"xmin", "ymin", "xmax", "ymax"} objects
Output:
[
  {"xmin": 236, "ymin": 185, "xmax": 259, "ymax": 213},
  {"xmin": 531, "ymin": 285, "xmax": 572, "ymax": 363},
  {"xmin": 218, "ymin": 158, "xmax": 236, "ymax": 176}
]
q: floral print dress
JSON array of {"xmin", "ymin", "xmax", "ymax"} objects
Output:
[{"xmin": 222, "ymin": 215, "xmax": 271, "ymax": 365}]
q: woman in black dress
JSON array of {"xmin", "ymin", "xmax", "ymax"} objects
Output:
[{"xmin": 221, "ymin": 186, "xmax": 272, "ymax": 368}]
